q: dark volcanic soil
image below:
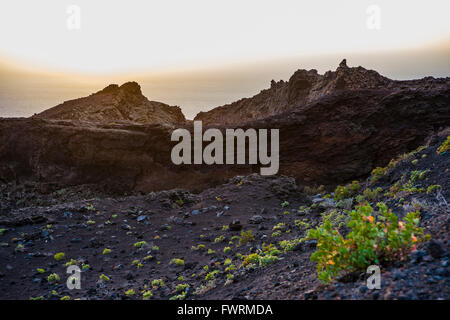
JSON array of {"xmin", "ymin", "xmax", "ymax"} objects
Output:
[{"xmin": 0, "ymin": 137, "xmax": 448, "ymax": 300}]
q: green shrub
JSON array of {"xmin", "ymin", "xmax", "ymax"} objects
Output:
[
  {"xmin": 133, "ymin": 241, "xmax": 147, "ymax": 248},
  {"xmin": 47, "ymin": 273, "xmax": 60, "ymax": 283},
  {"xmin": 238, "ymin": 230, "xmax": 254, "ymax": 246},
  {"xmin": 334, "ymin": 181, "xmax": 360, "ymax": 201},
  {"xmin": 214, "ymin": 235, "xmax": 225, "ymax": 243},
  {"xmin": 437, "ymin": 136, "xmax": 450, "ymax": 154},
  {"xmin": 125, "ymin": 289, "xmax": 135, "ymax": 296},
  {"xmin": 99, "ymin": 274, "xmax": 110, "ymax": 282},
  {"xmin": 176, "ymin": 283, "xmax": 190, "ymax": 292},
  {"xmin": 205, "ymin": 270, "xmax": 219, "ymax": 281},
  {"xmin": 142, "ymin": 290, "xmax": 153, "ymax": 300},
  {"xmin": 54, "ymin": 252, "xmax": 65, "ymax": 261},
  {"xmin": 169, "ymin": 258, "xmax": 185, "ymax": 266},
  {"xmin": 307, "ymin": 202, "xmax": 429, "ymax": 283},
  {"xmin": 426, "ymin": 185, "xmax": 441, "ymax": 194},
  {"xmin": 151, "ymin": 279, "xmax": 164, "ymax": 287},
  {"xmin": 65, "ymin": 259, "xmax": 78, "ymax": 267}
]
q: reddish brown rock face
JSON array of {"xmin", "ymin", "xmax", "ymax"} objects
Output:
[{"xmin": 0, "ymin": 61, "xmax": 449, "ymax": 192}]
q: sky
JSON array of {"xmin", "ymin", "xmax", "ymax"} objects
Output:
[{"xmin": 0, "ymin": 0, "xmax": 449, "ymax": 118}]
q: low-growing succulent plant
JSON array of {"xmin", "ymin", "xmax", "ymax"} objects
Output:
[
  {"xmin": 47, "ymin": 273, "xmax": 60, "ymax": 283},
  {"xmin": 65, "ymin": 259, "xmax": 77, "ymax": 267},
  {"xmin": 133, "ymin": 241, "xmax": 147, "ymax": 248},
  {"xmin": 54, "ymin": 252, "xmax": 65, "ymax": 261},
  {"xmin": 125, "ymin": 289, "xmax": 136, "ymax": 296},
  {"xmin": 151, "ymin": 279, "xmax": 164, "ymax": 287},
  {"xmin": 142, "ymin": 290, "xmax": 153, "ymax": 300},
  {"xmin": 99, "ymin": 274, "xmax": 110, "ymax": 282},
  {"xmin": 169, "ymin": 258, "xmax": 185, "ymax": 266},
  {"xmin": 205, "ymin": 270, "xmax": 219, "ymax": 281},
  {"xmin": 238, "ymin": 230, "xmax": 254, "ymax": 246}
]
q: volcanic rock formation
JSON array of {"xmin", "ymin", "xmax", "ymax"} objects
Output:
[
  {"xmin": 195, "ymin": 59, "xmax": 449, "ymax": 125},
  {"xmin": 0, "ymin": 60, "xmax": 449, "ymax": 192},
  {"xmin": 34, "ymin": 81, "xmax": 186, "ymax": 125}
]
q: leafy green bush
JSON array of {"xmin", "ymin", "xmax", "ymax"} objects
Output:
[{"xmin": 307, "ymin": 202, "xmax": 429, "ymax": 283}]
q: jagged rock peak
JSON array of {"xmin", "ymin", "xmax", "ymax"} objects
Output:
[
  {"xmin": 120, "ymin": 81, "xmax": 142, "ymax": 95},
  {"xmin": 339, "ymin": 59, "xmax": 348, "ymax": 69}
]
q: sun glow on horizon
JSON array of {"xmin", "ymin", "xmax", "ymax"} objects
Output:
[{"xmin": 0, "ymin": 0, "xmax": 449, "ymax": 75}]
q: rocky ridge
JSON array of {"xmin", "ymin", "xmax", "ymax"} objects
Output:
[
  {"xmin": 195, "ymin": 59, "xmax": 450, "ymax": 125},
  {"xmin": 34, "ymin": 81, "xmax": 186, "ymax": 125}
]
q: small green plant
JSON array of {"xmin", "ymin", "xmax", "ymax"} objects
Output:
[
  {"xmin": 142, "ymin": 290, "xmax": 153, "ymax": 300},
  {"xmin": 176, "ymin": 283, "xmax": 190, "ymax": 292},
  {"xmin": 279, "ymin": 238, "xmax": 303, "ymax": 252},
  {"xmin": 207, "ymin": 248, "xmax": 215, "ymax": 255},
  {"xmin": 205, "ymin": 270, "xmax": 219, "ymax": 281},
  {"xmin": 152, "ymin": 245, "xmax": 159, "ymax": 252},
  {"xmin": 170, "ymin": 291, "xmax": 187, "ymax": 300},
  {"xmin": 65, "ymin": 259, "xmax": 78, "ymax": 267},
  {"xmin": 223, "ymin": 247, "xmax": 231, "ymax": 254},
  {"xmin": 125, "ymin": 289, "xmax": 136, "ymax": 296},
  {"xmin": 170, "ymin": 258, "xmax": 185, "ymax": 266},
  {"xmin": 54, "ymin": 252, "xmax": 65, "ymax": 261},
  {"xmin": 334, "ymin": 181, "xmax": 360, "ymax": 201},
  {"xmin": 132, "ymin": 259, "xmax": 144, "ymax": 268},
  {"xmin": 36, "ymin": 268, "xmax": 45, "ymax": 274},
  {"xmin": 133, "ymin": 241, "xmax": 147, "ymax": 249},
  {"xmin": 151, "ymin": 279, "xmax": 164, "ymax": 288},
  {"xmin": 81, "ymin": 264, "xmax": 91, "ymax": 270},
  {"xmin": 281, "ymin": 201, "xmax": 289, "ymax": 208},
  {"xmin": 86, "ymin": 220, "xmax": 96, "ymax": 225},
  {"xmin": 294, "ymin": 219, "xmax": 310, "ymax": 230},
  {"xmin": 214, "ymin": 235, "xmax": 225, "ymax": 243},
  {"xmin": 47, "ymin": 273, "xmax": 60, "ymax": 283},
  {"xmin": 427, "ymin": 185, "xmax": 441, "ymax": 194},
  {"xmin": 307, "ymin": 202, "xmax": 429, "ymax": 283},
  {"xmin": 99, "ymin": 274, "xmax": 110, "ymax": 282},
  {"xmin": 259, "ymin": 255, "xmax": 279, "ymax": 266},
  {"xmin": 102, "ymin": 248, "xmax": 112, "ymax": 255},
  {"xmin": 60, "ymin": 296, "xmax": 70, "ymax": 301},
  {"xmin": 238, "ymin": 230, "xmax": 255, "ymax": 246},
  {"xmin": 143, "ymin": 255, "xmax": 153, "ymax": 261},
  {"xmin": 437, "ymin": 136, "xmax": 450, "ymax": 154},
  {"xmin": 0, "ymin": 228, "xmax": 5, "ymax": 236},
  {"xmin": 29, "ymin": 296, "xmax": 45, "ymax": 300}
]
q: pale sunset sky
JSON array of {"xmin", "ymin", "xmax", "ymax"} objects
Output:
[{"xmin": 0, "ymin": 0, "xmax": 449, "ymax": 118}]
